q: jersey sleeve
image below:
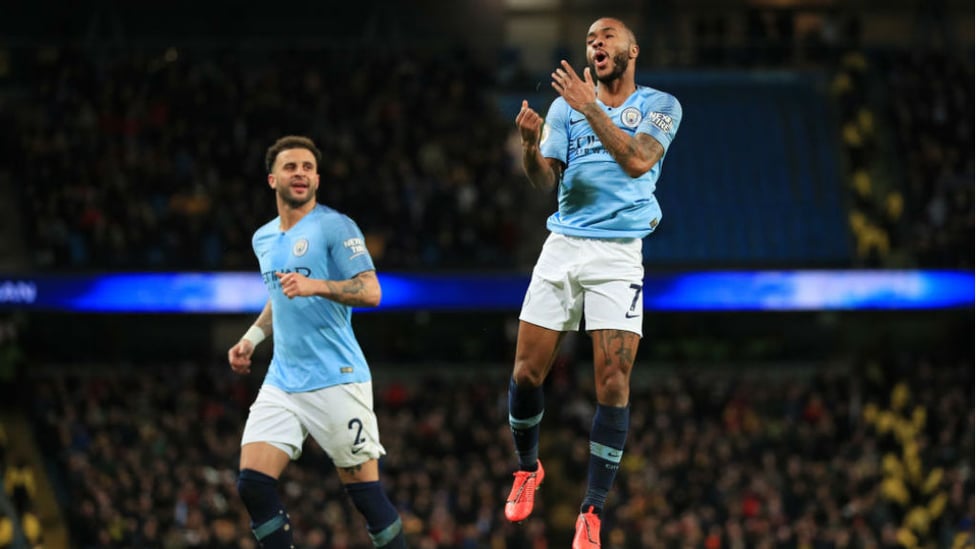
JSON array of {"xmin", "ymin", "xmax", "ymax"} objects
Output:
[
  {"xmin": 637, "ymin": 93, "xmax": 682, "ymax": 152},
  {"xmin": 539, "ymin": 98, "xmax": 569, "ymax": 163},
  {"xmin": 328, "ymin": 215, "xmax": 376, "ymax": 279}
]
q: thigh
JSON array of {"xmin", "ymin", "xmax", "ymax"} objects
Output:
[
  {"xmin": 241, "ymin": 385, "xmax": 307, "ymax": 463},
  {"xmin": 581, "ymin": 239, "xmax": 645, "ymax": 336},
  {"xmin": 519, "ymin": 233, "xmax": 584, "ymax": 332},
  {"xmin": 295, "ymin": 382, "xmax": 386, "ymax": 470}
]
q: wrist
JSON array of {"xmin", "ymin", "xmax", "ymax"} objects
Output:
[
  {"xmin": 579, "ymin": 102, "xmax": 601, "ymax": 117},
  {"xmin": 242, "ymin": 325, "xmax": 266, "ymax": 347}
]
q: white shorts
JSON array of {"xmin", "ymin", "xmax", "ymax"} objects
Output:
[
  {"xmin": 519, "ymin": 232, "xmax": 645, "ymax": 336},
  {"xmin": 241, "ymin": 382, "xmax": 386, "ymax": 467}
]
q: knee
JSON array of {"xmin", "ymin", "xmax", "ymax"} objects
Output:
[
  {"xmin": 237, "ymin": 469, "xmax": 277, "ymax": 509},
  {"xmin": 512, "ymin": 360, "xmax": 546, "ymax": 388},
  {"xmin": 595, "ymin": 368, "xmax": 630, "ymax": 405}
]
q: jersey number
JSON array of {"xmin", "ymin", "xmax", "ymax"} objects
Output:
[
  {"xmin": 348, "ymin": 418, "xmax": 366, "ymax": 449},
  {"xmin": 625, "ymin": 283, "xmax": 643, "ymax": 318},
  {"xmin": 628, "ymin": 283, "xmax": 643, "ymax": 313}
]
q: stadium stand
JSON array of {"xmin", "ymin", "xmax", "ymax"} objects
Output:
[{"xmin": 18, "ymin": 355, "xmax": 973, "ymax": 548}]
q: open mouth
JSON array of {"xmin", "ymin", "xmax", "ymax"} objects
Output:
[{"xmin": 593, "ymin": 51, "xmax": 609, "ymax": 69}]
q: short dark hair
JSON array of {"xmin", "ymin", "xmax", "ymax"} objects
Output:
[{"xmin": 265, "ymin": 135, "xmax": 322, "ymax": 173}]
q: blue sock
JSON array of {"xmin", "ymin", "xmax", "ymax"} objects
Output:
[
  {"xmin": 344, "ymin": 481, "xmax": 406, "ymax": 548},
  {"xmin": 582, "ymin": 404, "xmax": 630, "ymax": 515},
  {"xmin": 508, "ymin": 377, "xmax": 544, "ymax": 471},
  {"xmin": 237, "ymin": 469, "xmax": 293, "ymax": 548}
]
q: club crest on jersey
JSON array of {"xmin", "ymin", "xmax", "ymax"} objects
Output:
[
  {"xmin": 620, "ymin": 107, "xmax": 642, "ymax": 128},
  {"xmin": 648, "ymin": 112, "xmax": 673, "ymax": 133},
  {"xmin": 292, "ymin": 238, "xmax": 309, "ymax": 257}
]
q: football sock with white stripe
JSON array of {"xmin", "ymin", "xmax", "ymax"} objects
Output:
[
  {"xmin": 237, "ymin": 469, "xmax": 294, "ymax": 548},
  {"xmin": 582, "ymin": 403, "xmax": 630, "ymax": 515},
  {"xmin": 345, "ymin": 481, "xmax": 406, "ymax": 548},
  {"xmin": 508, "ymin": 377, "xmax": 544, "ymax": 471}
]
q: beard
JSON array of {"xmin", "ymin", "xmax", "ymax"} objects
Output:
[
  {"xmin": 590, "ymin": 50, "xmax": 630, "ymax": 84},
  {"xmin": 278, "ymin": 186, "xmax": 316, "ymax": 209}
]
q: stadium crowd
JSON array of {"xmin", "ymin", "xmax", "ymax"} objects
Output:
[
  {"xmin": 833, "ymin": 45, "xmax": 973, "ymax": 269},
  {"xmin": 4, "ymin": 39, "xmax": 972, "ymax": 273},
  {"xmin": 23, "ymin": 354, "xmax": 972, "ymax": 548},
  {"xmin": 879, "ymin": 49, "xmax": 974, "ymax": 269},
  {"xmin": 7, "ymin": 46, "xmax": 525, "ymax": 272}
]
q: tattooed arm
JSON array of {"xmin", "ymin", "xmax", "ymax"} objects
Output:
[
  {"xmin": 275, "ymin": 270, "xmax": 382, "ymax": 307},
  {"xmin": 550, "ymin": 60, "xmax": 665, "ymax": 178},
  {"xmin": 578, "ymin": 102, "xmax": 664, "ymax": 178}
]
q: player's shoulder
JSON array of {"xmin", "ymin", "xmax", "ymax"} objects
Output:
[
  {"xmin": 546, "ymin": 96, "xmax": 572, "ymax": 116},
  {"xmin": 253, "ymin": 217, "xmax": 280, "ymax": 240},
  {"xmin": 309, "ymin": 204, "xmax": 364, "ymax": 237},
  {"xmin": 251, "ymin": 217, "xmax": 280, "ymax": 252},
  {"xmin": 310, "ymin": 203, "xmax": 355, "ymax": 225},
  {"xmin": 549, "ymin": 95, "xmax": 570, "ymax": 108},
  {"xmin": 635, "ymin": 85, "xmax": 681, "ymax": 108},
  {"xmin": 635, "ymin": 85, "xmax": 683, "ymax": 122}
]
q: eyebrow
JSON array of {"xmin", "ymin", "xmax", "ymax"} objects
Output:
[{"xmin": 587, "ymin": 26, "xmax": 617, "ymax": 37}]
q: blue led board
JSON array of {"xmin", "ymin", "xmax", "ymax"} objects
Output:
[{"xmin": 0, "ymin": 270, "xmax": 971, "ymax": 313}]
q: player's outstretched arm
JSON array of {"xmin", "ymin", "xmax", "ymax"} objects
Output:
[{"xmin": 276, "ymin": 270, "xmax": 381, "ymax": 308}]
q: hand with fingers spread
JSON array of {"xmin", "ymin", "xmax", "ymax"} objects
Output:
[
  {"xmin": 516, "ymin": 99, "xmax": 545, "ymax": 147},
  {"xmin": 551, "ymin": 60, "xmax": 597, "ymax": 113}
]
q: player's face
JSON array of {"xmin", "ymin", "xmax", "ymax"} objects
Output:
[
  {"xmin": 269, "ymin": 148, "xmax": 320, "ymax": 207},
  {"xmin": 586, "ymin": 19, "xmax": 635, "ymax": 83}
]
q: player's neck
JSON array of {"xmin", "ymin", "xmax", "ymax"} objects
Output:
[
  {"xmin": 596, "ymin": 77, "xmax": 636, "ymax": 107},
  {"xmin": 277, "ymin": 198, "xmax": 316, "ymax": 232}
]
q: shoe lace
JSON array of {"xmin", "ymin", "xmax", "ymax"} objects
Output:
[
  {"xmin": 582, "ymin": 506, "xmax": 600, "ymax": 541},
  {"xmin": 508, "ymin": 470, "xmax": 537, "ymax": 502}
]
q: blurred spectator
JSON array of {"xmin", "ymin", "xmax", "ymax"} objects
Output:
[
  {"xmin": 0, "ymin": 455, "xmax": 43, "ymax": 548},
  {"xmin": 0, "ymin": 318, "xmax": 25, "ymax": 411},
  {"xmin": 0, "ymin": 502, "xmax": 43, "ymax": 549},
  {"xmin": 3, "ymin": 458, "xmax": 35, "ymax": 518},
  {"xmin": 880, "ymin": 49, "xmax": 974, "ymax": 269}
]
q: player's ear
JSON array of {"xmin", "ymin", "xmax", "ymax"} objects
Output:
[
  {"xmin": 267, "ymin": 174, "xmax": 276, "ymax": 188},
  {"xmin": 631, "ymin": 43, "xmax": 639, "ymax": 59}
]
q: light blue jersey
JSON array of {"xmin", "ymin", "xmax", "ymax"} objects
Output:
[
  {"xmin": 252, "ymin": 204, "xmax": 375, "ymax": 392},
  {"xmin": 540, "ymin": 85, "xmax": 682, "ymax": 238}
]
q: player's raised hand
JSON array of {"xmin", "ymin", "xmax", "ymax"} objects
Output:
[
  {"xmin": 276, "ymin": 271, "xmax": 316, "ymax": 298},
  {"xmin": 515, "ymin": 100, "xmax": 544, "ymax": 146},
  {"xmin": 551, "ymin": 60, "xmax": 596, "ymax": 111},
  {"xmin": 228, "ymin": 339, "xmax": 254, "ymax": 374}
]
